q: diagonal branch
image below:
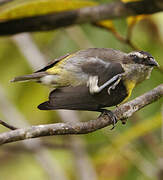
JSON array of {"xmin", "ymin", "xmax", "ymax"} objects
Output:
[
  {"xmin": 0, "ymin": 0, "xmax": 163, "ymax": 35},
  {"xmin": 0, "ymin": 119, "xmax": 17, "ymax": 130},
  {"xmin": 0, "ymin": 84, "xmax": 162, "ymax": 145}
]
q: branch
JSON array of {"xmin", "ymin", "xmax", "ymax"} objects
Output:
[
  {"xmin": 0, "ymin": 0, "xmax": 163, "ymax": 35},
  {"xmin": 0, "ymin": 119, "xmax": 17, "ymax": 130},
  {"xmin": 0, "ymin": 84, "xmax": 162, "ymax": 145}
]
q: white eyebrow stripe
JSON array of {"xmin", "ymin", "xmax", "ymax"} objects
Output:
[{"xmin": 130, "ymin": 52, "xmax": 145, "ymax": 58}]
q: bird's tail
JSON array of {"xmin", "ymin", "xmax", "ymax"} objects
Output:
[{"xmin": 11, "ymin": 72, "xmax": 47, "ymax": 82}]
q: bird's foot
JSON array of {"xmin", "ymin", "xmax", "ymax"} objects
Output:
[{"xmin": 99, "ymin": 109, "xmax": 117, "ymax": 130}]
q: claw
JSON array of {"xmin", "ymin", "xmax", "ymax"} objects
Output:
[{"xmin": 99, "ymin": 109, "xmax": 117, "ymax": 130}]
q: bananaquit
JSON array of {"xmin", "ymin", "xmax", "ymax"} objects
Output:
[{"xmin": 12, "ymin": 48, "xmax": 158, "ymax": 126}]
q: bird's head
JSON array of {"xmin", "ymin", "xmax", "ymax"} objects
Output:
[
  {"xmin": 122, "ymin": 51, "xmax": 159, "ymax": 84},
  {"xmin": 127, "ymin": 51, "xmax": 159, "ymax": 67}
]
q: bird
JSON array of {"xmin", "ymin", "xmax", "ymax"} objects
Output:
[{"xmin": 11, "ymin": 48, "xmax": 158, "ymax": 127}]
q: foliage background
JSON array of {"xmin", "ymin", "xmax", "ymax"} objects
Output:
[{"xmin": 0, "ymin": 0, "xmax": 162, "ymax": 180}]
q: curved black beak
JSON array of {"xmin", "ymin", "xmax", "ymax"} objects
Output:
[{"xmin": 148, "ymin": 58, "xmax": 159, "ymax": 67}]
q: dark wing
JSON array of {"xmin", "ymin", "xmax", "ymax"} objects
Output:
[
  {"xmin": 81, "ymin": 60, "xmax": 124, "ymax": 86},
  {"xmin": 38, "ymin": 86, "xmax": 100, "ymax": 111},
  {"xmin": 76, "ymin": 48, "xmax": 125, "ymax": 85},
  {"xmin": 35, "ymin": 54, "xmax": 70, "ymax": 73},
  {"xmin": 38, "ymin": 80, "xmax": 127, "ymax": 111}
]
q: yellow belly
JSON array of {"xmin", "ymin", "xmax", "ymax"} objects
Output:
[{"xmin": 121, "ymin": 80, "xmax": 136, "ymax": 104}]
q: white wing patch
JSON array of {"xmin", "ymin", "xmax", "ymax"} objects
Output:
[{"xmin": 87, "ymin": 76, "xmax": 100, "ymax": 94}]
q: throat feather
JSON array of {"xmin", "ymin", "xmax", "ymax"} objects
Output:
[{"xmin": 122, "ymin": 80, "xmax": 136, "ymax": 103}]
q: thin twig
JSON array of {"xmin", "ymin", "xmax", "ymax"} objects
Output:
[
  {"xmin": 93, "ymin": 22, "xmax": 139, "ymax": 50},
  {"xmin": 0, "ymin": 120, "xmax": 17, "ymax": 130}
]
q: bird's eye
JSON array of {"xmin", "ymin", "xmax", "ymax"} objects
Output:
[
  {"xmin": 130, "ymin": 54, "xmax": 137, "ymax": 58},
  {"xmin": 132, "ymin": 55, "xmax": 139, "ymax": 61}
]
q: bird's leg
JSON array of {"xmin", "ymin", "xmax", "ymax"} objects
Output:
[
  {"xmin": 88, "ymin": 74, "xmax": 123, "ymax": 95},
  {"xmin": 108, "ymin": 75, "xmax": 122, "ymax": 95},
  {"xmin": 98, "ymin": 109, "xmax": 117, "ymax": 130}
]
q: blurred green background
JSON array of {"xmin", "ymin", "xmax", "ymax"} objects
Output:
[{"xmin": 0, "ymin": 0, "xmax": 162, "ymax": 180}]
